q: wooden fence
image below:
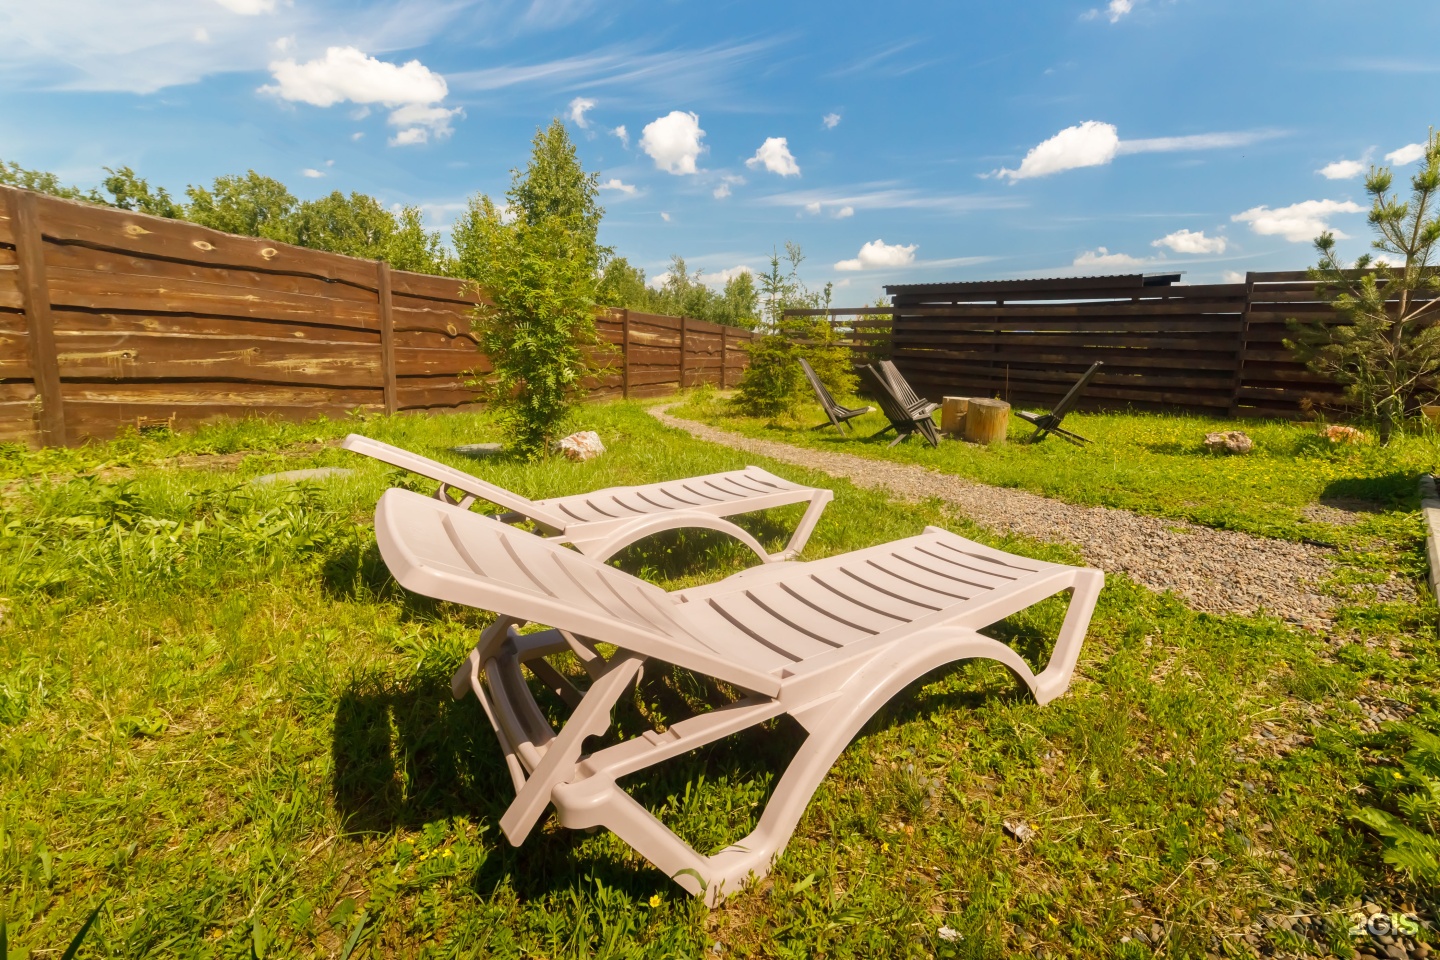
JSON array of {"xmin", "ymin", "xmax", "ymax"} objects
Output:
[
  {"xmin": 0, "ymin": 185, "xmax": 752, "ymax": 446},
  {"xmin": 792, "ymin": 271, "xmax": 1427, "ymax": 418}
]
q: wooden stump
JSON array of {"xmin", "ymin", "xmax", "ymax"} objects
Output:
[
  {"xmin": 941, "ymin": 397, "xmax": 970, "ymax": 435},
  {"xmin": 963, "ymin": 398, "xmax": 1010, "ymax": 445}
]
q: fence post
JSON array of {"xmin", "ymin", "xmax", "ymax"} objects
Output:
[
  {"xmin": 377, "ymin": 260, "xmax": 398, "ymax": 415},
  {"xmin": 719, "ymin": 327, "xmax": 727, "ymax": 389},
  {"xmin": 621, "ymin": 308, "xmax": 631, "ymax": 399},
  {"xmin": 12, "ymin": 191, "xmax": 67, "ymax": 446},
  {"xmin": 679, "ymin": 315, "xmax": 688, "ymax": 391},
  {"xmin": 1228, "ymin": 272, "xmax": 1255, "ymax": 418}
]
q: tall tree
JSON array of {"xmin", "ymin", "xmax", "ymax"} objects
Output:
[
  {"xmin": 184, "ymin": 171, "xmax": 298, "ymax": 242},
  {"xmin": 459, "ymin": 121, "xmax": 607, "ymax": 458},
  {"xmin": 101, "ymin": 166, "xmax": 183, "ymax": 218},
  {"xmin": 1288, "ymin": 129, "xmax": 1440, "ymax": 439}
]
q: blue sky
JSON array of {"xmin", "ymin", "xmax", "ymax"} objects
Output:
[{"xmin": 2, "ymin": 0, "xmax": 1436, "ymax": 303}]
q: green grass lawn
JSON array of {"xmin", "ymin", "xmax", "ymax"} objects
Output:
[
  {"xmin": 2, "ymin": 400, "xmax": 1438, "ymax": 958},
  {"xmin": 669, "ymin": 391, "xmax": 1440, "ymax": 550}
]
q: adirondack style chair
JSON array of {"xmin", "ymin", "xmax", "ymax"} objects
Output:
[
  {"xmin": 877, "ymin": 360, "xmax": 940, "ymax": 418},
  {"xmin": 373, "ymin": 487, "xmax": 1104, "ymax": 903},
  {"xmin": 863, "ymin": 365, "xmax": 941, "ymax": 448},
  {"xmin": 343, "ymin": 435, "xmax": 832, "ymax": 563},
  {"xmin": 1015, "ymin": 361, "xmax": 1104, "ymax": 444},
  {"xmin": 800, "ymin": 358, "xmax": 872, "ymax": 434}
]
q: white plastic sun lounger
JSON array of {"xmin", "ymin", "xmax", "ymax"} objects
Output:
[
  {"xmin": 343, "ymin": 434, "xmax": 831, "ymax": 563},
  {"xmin": 373, "ymin": 487, "xmax": 1104, "ymax": 903}
]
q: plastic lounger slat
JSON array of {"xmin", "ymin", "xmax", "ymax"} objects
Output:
[
  {"xmin": 776, "ymin": 582, "xmax": 881, "ymax": 636},
  {"xmin": 681, "ymin": 483, "xmax": 724, "ymax": 503},
  {"xmin": 498, "ymin": 533, "xmax": 562, "ymax": 599},
  {"xmin": 864, "ymin": 557, "xmax": 975, "ymax": 600},
  {"xmin": 705, "ymin": 593, "xmax": 845, "ymax": 659},
  {"xmin": 743, "ymin": 590, "xmax": 849, "ymax": 648},
  {"xmin": 705, "ymin": 599, "xmax": 808, "ymax": 662},
  {"xmin": 840, "ymin": 566, "xmax": 943, "ymax": 612},
  {"xmin": 809, "ymin": 572, "xmax": 917, "ymax": 622},
  {"xmin": 914, "ymin": 543, "xmax": 1024, "ymax": 581},
  {"xmin": 892, "ymin": 550, "xmax": 1002, "ymax": 592}
]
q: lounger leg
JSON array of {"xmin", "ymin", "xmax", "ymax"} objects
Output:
[
  {"xmin": 772, "ymin": 489, "xmax": 834, "ymax": 562},
  {"xmin": 870, "ymin": 425, "xmax": 895, "ymax": 440},
  {"xmin": 887, "ymin": 430, "xmax": 910, "ymax": 448},
  {"xmin": 1030, "ymin": 568, "xmax": 1104, "ymax": 704}
]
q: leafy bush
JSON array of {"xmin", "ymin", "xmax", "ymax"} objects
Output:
[
  {"xmin": 454, "ymin": 120, "xmax": 607, "ymax": 458},
  {"xmin": 1354, "ymin": 718, "xmax": 1440, "ymax": 886}
]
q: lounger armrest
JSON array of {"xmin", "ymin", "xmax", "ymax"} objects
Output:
[{"xmin": 343, "ymin": 434, "xmax": 569, "ymax": 531}]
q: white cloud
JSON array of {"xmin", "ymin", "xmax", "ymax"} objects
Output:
[
  {"xmin": 386, "ymin": 103, "xmax": 463, "ymax": 144},
  {"xmin": 1073, "ymin": 247, "xmax": 1147, "ymax": 270},
  {"xmin": 1152, "ymin": 229, "xmax": 1227, "ymax": 254},
  {"xmin": 261, "ymin": 46, "xmax": 459, "ymax": 146},
  {"xmin": 567, "ymin": 96, "xmax": 596, "ymax": 128},
  {"xmin": 712, "ymin": 174, "xmax": 745, "ymax": 199},
  {"xmin": 1317, "ymin": 158, "xmax": 1367, "ymax": 179},
  {"xmin": 351, "ymin": 131, "xmax": 364, "ymax": 141},
  {"xmin": 1106, "ymin": 0, "xmax": 1133, "ymax": 21},
  {"xmin": 1231, "ymin": 199, "xmax": 1365, "ymax": 242},
  {"xmin": 994, "ymin": 121, "xmax": 1279, "ymax": 180},
  {"xmin": 213, "ymin": 0, "xmax": 276, "ymax": 13},
  {"xmin": 660, "ymin": 211, "xmax": 671, "ymax": 222},
  {"xmin": 1222, "ymin": 270, "xmax": 1247, "ymax": 284},
  {"xmin": 746, "ymin": 137, "xmax": 801, "ymax": 176},
  {"xmin": 612, "ymin": 124, "xmax": 628, "ymax": 147},
  {"xmin": 803, "ymin": 201, "xmax": 821, "ymax": 215},
  {"xmin": 711, "ymin": 265, "xmax": 753, "ymax": 284},
  {"xmin": 835, "ymin": 205, "xmax": 854, "ymax": 219},
  {"xmin": 1386, "ymin": 142, "xmax": 1426, "ymax": 165},
  {"xmin": 263, "ymin": 46, "xmax": 447, "ymax": 107},
  {"xmin": 995, "ymin": 121, "xmax": 1120, "ymax": 180},
  {"xmin": 598, "ymin": 177, "xmax": 636, "ymax": 195},
  {"xmin": 835, "ymin": 239, "xmax": 918, "ymax": 271},
  {"xmin": 640, "ymin": 111, "xmax": 706, "ymax": 175},
  {"xmin": 823, "ymin": 112, "xmax": 841, "ymax": 129},
  {"xmin": 193, "ymin": 26, "xmax": 210, "ymax": 42},
  {"xmin": 649, "ymin": 271, "xmax": 671, "ymax": 289},
  {"xmin": 302, "ymin": 168, "xmax": 325, "ymax": 178}
]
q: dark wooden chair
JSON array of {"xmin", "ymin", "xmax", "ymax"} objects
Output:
[
  {"xmin": 863, "ymin": 365, "xmax": 940, "ymax": 448},
  {"xmin": 800, "ymin": 358, "xmax": 872, "ymax": 434},
  {"xmin": 877, "ymin": 360, "xmax": 939, "ymax": 417},
  {"xmin": 1015, "ymin": 361, "xmax": 1104, "ymax": 444}
]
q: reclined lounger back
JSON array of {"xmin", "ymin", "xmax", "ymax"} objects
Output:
[
  {"xmin": 343, "ymin": 434, "xmax": 831, "ymax": 562},
  {"xmin": 374, "ymin": 487, "xmax": 1103, "ymax": 903}
]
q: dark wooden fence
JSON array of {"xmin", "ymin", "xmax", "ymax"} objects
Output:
[
  {"xmin": 0, "ymin": 186, "xmax": 752, "ymax": 446},
  {"xmin": 792, "ymin": 271, "xmax": 1427, "ymax": 418}
]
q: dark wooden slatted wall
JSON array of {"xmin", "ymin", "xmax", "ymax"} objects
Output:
[
  {"xmin": 0, "ymin": 186, "xmax": 753, "ymax": 446},
  {"xmin": 798, "ymin": 272, "xmax": 1433, "ymax": 419}
]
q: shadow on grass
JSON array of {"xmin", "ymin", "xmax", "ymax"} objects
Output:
[
  {"xmin": 1321, "ymin": 472, "xmax": 1420, "ymax": 511},
  {"xmin": 328, "ymin": 603, "xmax": 1065, "ymax": 900}
]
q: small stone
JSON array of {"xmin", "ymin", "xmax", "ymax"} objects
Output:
[
  {"xmin": 1321, "ymin": 424, "xmax": 1366, "ymax": 444},
  {"xmin": 1386, "ymin": 945, "xmax": 1409, "ymax": 960},
  {"xmin": 937, "ymin": 926, "xmax": 961, "ymax": 942},
  {"xmin": 1203, "ymin": 430, "xmax": 1253, "ymax": 454},
  {"xmin": 1413, "ymin": 942, "xmax": 1431, "ymax": 958},
  {"xmin": 1368, "ymin": 904, "xmax": 1385, "ymax": 917},
  {"xmin": 556, "ymin": 430, "xmax": 606, "ymax": 461},
  {"xmin": 1003, "ymin": 819, "xmax": 1037, "ymax": 843}
]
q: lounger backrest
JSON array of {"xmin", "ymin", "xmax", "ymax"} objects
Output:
[
  {"xmin": 878, "ymin": 360, "xmax": 928, "ymax": 410},
  {"xmin": 374, "ymin": 489, "xmax": 782, "ymax": 696},
  {"xmin": 799, "ymin": 358, "xmax": 838, "ymax": 414},
  {"xmin": 343, "ymin": 434, "xmax": 570, "ymax": 530},
  {"xmin": 1050, "ymin": 361, "xmax": 1104, "ymax": 420},
  {"xmin": 862, "ymin": 365, "xmax": 917, "ymax": 426}
]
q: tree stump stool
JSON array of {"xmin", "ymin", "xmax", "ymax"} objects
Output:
[
  {"xmin": 941, "ymin": 397, "xmax": 970, "ymax": 435},
  {"xmin": 963, "ymin": 398, "xmax": 1010, "ymax": 445}
]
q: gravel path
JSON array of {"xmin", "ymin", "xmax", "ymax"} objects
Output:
[{"xmin": 652, "ymin": 405, "xmax": 1354, "ymax": 626}]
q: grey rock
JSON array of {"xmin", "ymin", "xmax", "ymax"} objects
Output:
[
  {"xmin": 452, "ymin": 442, "xmax": 504, "ymax": 458},
  {"xmin": 251, "ymin": 467, "xmax": 355, "ymax": 485}
]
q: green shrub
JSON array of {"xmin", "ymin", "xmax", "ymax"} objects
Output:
[{"xmin": 1354, "ymin": 718, "xmax": 1440, "ymax": 885}]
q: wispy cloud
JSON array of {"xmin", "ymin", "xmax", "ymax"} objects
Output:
[
  {"xmin": 825, "ymin": 39, "xmax": 935, "ymax": 78},
  {"xmin": 757, "ymin": 182, "xmax": 1025, "ymax": 215},
  {"xmin": 448, "ymin": 38, "xmax": 777, "ymax": 100}
]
